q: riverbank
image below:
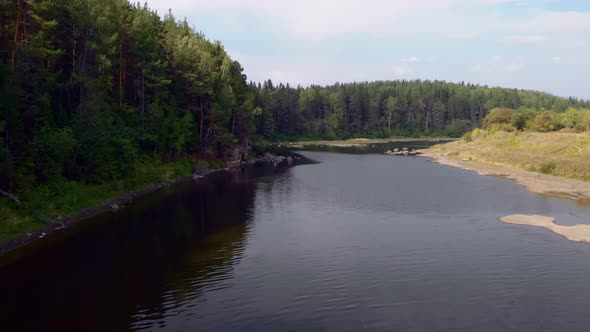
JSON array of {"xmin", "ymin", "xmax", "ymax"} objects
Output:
[
  {"xmin": 0, "ymin": 153, "xmax": 298, "ymax": 255},
  {"xmin": 421, "ymin": 131, "xmax": 590, "ymax": 201},
  {"xmin": 281, "ymin": 137, "xmax": 456, "ymax": 149}
]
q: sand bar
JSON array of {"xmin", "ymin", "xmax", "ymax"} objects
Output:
[{"xmin": 500, "ymin": 214, "xmax": 590, "ymax": 243}]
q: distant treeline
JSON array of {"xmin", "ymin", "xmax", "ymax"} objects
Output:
[
  {"xmin": 1, "ymin": 0, "xmax": 588, "ymax": 190},
  {"xmin": 250, "ymin": 80, "xmax": 589, "ymax": 140}
]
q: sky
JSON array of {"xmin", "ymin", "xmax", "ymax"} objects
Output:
[{"xmin": 144, "ymin": 0, "xmax": 590, "ymax": 99}]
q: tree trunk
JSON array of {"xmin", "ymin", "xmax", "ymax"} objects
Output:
[
  {"xmin": 11, "ymin": 0, "xmax": 24, "ymax": 72},
  {"xmin": 141, "ymin": 67, "xmax": 145, "ymax": 130},
  {"xmin": 200, "ymin": 96, "xmax": 204, "ymax": 150},
  {"xmin": 119, "ymin": 39, "xmax": 123, "ymax": 108},
  {"xmin": 80, "ymin": 28, "xmax": 89, "ymax": 112}
]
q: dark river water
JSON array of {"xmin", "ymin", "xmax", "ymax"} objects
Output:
[{"xmin": 3, "ymin": 147, "xmax": 590, "ymax": 331}]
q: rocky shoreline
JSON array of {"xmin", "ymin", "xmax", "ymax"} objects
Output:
[{"xmin": 0, "ymin": 152, "xmax": 299, "ymax": 257}]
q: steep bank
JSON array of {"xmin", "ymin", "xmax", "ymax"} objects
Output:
[{"xmin": 421, "ymin": 131, "xmax": 590, "ymax": 201}]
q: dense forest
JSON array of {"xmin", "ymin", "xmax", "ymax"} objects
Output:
[
  {"xmin": 1, "ymin": 0, "xmax": 589, "ymax": 193},
  {"xmin": 251, "ymin": 80, "xmax": 589, "ymax": 140}
]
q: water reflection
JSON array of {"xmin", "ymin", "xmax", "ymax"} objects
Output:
[{"xmin": 0, "ymin": 165, "xmax": 290, "ymax": 332}]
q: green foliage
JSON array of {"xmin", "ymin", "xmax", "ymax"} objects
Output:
[
  {"xmin": 444, "ymin": 119, "xmax": 473, "ymax": 137},
  {"xmin": 558, "ymin": 108, "xmax": 590, "ymax": 132},
  {"xmin": 530, "ymin": 111, "xmax": 562, "ymax": 132},
  {"xmin": 483, "ymin": 108, "xmax": 514, "ymax": 128},
  {"xmin": 463, "ymin": 131, "xmax": 473, "ymax": 142},
  {"xmin": 512, "ymin": 108, "xmax": 538, "ymax": 131},
  {"xmin": 540, "ymin": 161, "xmax": 557, "ymax": 174},
  {"xmin": 0, "ymin": 157, "xmax": 195, "ymax": 243},
  {"xmin": 30, "ymin": 127, "xmax": 77, "ymax": 181}
]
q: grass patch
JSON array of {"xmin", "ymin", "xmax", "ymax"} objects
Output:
[
  {"xmin": 540, "ymin": 162, "xmax": 557, "ymax": 175},
  {"xmin": 0, "ymin": 157, "xmax": 196, "ymax": 245},
  {"xmin": 429, "ymin": 131, "xmax": 590, "ymax": 181}
]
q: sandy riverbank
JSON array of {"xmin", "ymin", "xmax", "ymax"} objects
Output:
[
  {"xmin": 500, "ymin": 214, "xmax": 590, "ymax": 243},
  {"xmin": 421, "ymin": 151, "xmax": 590, "ymax": 201}
]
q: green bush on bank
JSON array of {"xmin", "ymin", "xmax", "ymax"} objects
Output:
[{"xmin": 478, "ymin": 107, "xmax": 590, "ymax": 134}]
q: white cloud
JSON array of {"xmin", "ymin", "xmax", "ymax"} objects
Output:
[
  {"xmin": 400, "ymin": 57, "xmax": 419, "ymax": 63},
  {"xmin": 472, "ymin": 64, "xmax": 483, "ymax": 72},
  {"xmin": 503, "ymin": 35, "xmax": 546, "ymax": 44},
  {"xmin": 146, "ymin": 0, "xmax": 525, "ymax": 40},
  {"xmin": 552, "ymin": 56, "xmax": 561, "ymax": 65},
  {"xmin": 392, "ymin": 64, "xmax": 416, "ymax": 76},
  {"xmin": 514, "ymin": 11, "xmax": 590, "ymax": 34},
  {"xmin": 507, "ymin": 62, "xmax": 524, "ymax": 72}
]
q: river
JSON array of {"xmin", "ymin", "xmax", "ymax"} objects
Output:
[{"xmin": 2, "ymin": 147, "xmax": 590, "ymax": 331}]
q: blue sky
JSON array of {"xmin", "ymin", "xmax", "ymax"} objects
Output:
[{"xmin": 145, "ymin": 0, "xmax": 590, "ymax": 99}]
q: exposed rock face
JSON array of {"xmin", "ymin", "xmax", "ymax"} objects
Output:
[
  {"xmin": 192, "ymin": 151, "xmax": 295, "ymax": 181},
  {"xmin": 385, "ymin": 148, "xmax": 422, "ymax": 156},
  {"xmin": 232, "ymin": 138, "xmax": 252, "ymax": 162},
  {"xmin": 260, "ymin": 153, "xmax": 287, "ymax": 167}
]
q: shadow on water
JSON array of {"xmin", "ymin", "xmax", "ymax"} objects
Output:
[{"xmin": 0, "ymin": 164, "xmax": 291, "ymax": 332}]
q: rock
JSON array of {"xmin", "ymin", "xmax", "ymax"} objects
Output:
[
  {"xmin": 111, "ymin": 204, "xmax": 120, "ymax": 210},
  {"xmin": 193, "ymin": 166, "xmax": 209, "ymax": 176},
  {"xmin": 232, "ymin": 138, "xmax": 253, "ymax": 162},
  {"xmin": 287, "ymin": 156, "xmax": 294, "ymax": 166}
]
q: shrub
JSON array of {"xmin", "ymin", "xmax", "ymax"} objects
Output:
[
  {"xmin": 530, "ymin": 111, "xmax": 562, "ymax": 132},
  {"xmin": 483, "ymin": 108, "xmax": 514, "ymax": 128},
  {"xmin": 471, "ymin": 128, "xmax": 482, "ymax": 139},
  {"xmin": 575, "ymin": 110, "xmax": 590, "ymax": 132},
  {"xmin": 511, "ymin": 108, "xmax": 537, "ymax": 131},
  {"xmin": 30, "ymin": 127, "xmax": 78, "ymax": 182},
  {"xmin": 488, "ymin": 123, "xmax": 514, "ymax": 135},
  {"xmin": 540, "ymin": 162, "xmax": 557, "ymax": 174},
  {"xmin": 462, "ymin": 131, "xmax": 472, "ymax": 142},
  {"xmin": 558, "ymin": 108, "xmax": 580, "ymax": 129}
]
